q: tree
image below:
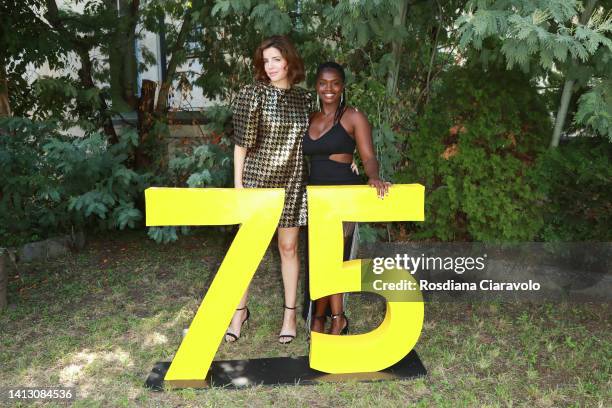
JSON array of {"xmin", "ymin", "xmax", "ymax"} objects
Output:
[
  {"xmin": 455, "ymin": 0, "xmax": 612, "ymax": 145},
  {"xmin": 107, "ymin": 0, "xmax": 141, "ymax": 112},
  {"xmin": 0, "ymin": 0, "xmax": 65, "ymax": 118},
  {"xmin": 0, "ymin": 65, "xmax": 10, "ymax": 117}
]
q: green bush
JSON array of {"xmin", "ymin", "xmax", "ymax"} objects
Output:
[
  {"xmin": 165, "ymin": 105, "xmax": 232, "ymax": 190},
  {"xmin": 532, "ymin": 138, "xmax": 611, "ymax": 241},
  {"xmin": 147, "ymin": 105, "xmax": 233, "ymax": 244},
  {"xmin": 147, "ymin": 138, "xmax": 232, "ymax": 244},
  {"xmin": 399, "ymin": 66, "xmax": 551, "ymax": 241},
  {"xmin": 0, "ymin": 117, "xmax": 149, "ymax": 246}
]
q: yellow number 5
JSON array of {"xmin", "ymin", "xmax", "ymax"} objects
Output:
[{"xmin": 308, "ymin": 184, "xmax": 425, "ymax": 373}]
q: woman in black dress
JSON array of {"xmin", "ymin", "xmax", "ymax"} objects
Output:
[{"xmin": 303, "ymin": 62, "xmax": 390, "ymax": 335}]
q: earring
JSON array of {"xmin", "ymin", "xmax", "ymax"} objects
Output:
[
  {"xmin": 340, "ymin": 92, "xmax": 344, "ymax": 105},
  {"xmin": 317, "ymin": 94, "xmax": 321, "ymax": 111}
]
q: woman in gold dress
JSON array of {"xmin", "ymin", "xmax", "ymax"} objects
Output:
[{"xmin": 227, "ymin": 36, "xmax": 311, "ymax": 344}]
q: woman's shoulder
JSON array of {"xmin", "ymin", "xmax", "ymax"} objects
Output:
[
  {"xmin": 236, "ymin": 82, "xmax": 267, "ymax": 105},
  {"xmin": 239, "ymin": 82, "xmax": 267, "ymax": 94},
  {"xmin": 343, "ymin": 106, "xmax": 369, "ymax": 123}
]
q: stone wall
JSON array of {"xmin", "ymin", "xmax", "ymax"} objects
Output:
[{"xmin": 166, "ymin": 124, "xmax": 213, "ymax": 159}]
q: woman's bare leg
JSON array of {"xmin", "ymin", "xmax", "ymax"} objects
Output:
[
  {"xmin": 328, "ymin": 293, "xmax": 347, "ymax": 335},
  {"xmin": 327, "ymin": 226, "xmax": 353, "ymax": 335},
  {"xmin": 311, "ymin": 296, "xmax": 330, "ymax": 333},
  {"xmin": 225, "ymin": 289, "xmax": 249, "ymax": 342},
  {"xmin": 277, "ymin": 226, "xmax": 300, "ymax": 342}
]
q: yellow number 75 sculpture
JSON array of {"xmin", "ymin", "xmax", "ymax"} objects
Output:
[{"xmin": 145, "ymin": 184, "xmax": 424, "ymax": 387}]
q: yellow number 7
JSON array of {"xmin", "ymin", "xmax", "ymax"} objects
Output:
[{"xmin": 145, "ymin": 187, "xmax": 285, "ymax": 388}]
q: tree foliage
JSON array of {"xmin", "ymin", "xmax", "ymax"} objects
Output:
[
  {"xmin": 0, "ymin": 117, "xmax": 149, "ymax": 246},
  {"xmin": 574, "ymin": 78, "xmax": 612, "ymax": 139},
  {"xmin": 456, "ymin": 0, "xmax": 612, "ymax": 141},
  {"xmin": 2, "ymin": 0, "xmax": 609, "ymax": 244},
  {"xmin": 532, "ymin": 137, "xmax": 612, "ymax": 240}
]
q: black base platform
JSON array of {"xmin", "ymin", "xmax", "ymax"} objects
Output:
[{"xmin": 145, "ymin": 350, "xmax": 426, "ymax": 390}]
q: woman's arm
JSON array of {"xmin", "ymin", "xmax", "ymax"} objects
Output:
[
  {"xmin": 234, "ymin": 145, "xmax": 247, "ymax": 188},
  {"xmin": 351, "ymin": 109, "xmax": 390, "ymax": 198}
]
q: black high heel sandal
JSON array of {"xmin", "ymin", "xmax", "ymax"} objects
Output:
[
  {"xmin": 225, "ymin": 306, "xmax": 250, "ymax": 343},
  {"xmin": 278, "ymin": 305, "xmax": 297, "ymax": 344},
  {"xmin": 330, "ymin": 312, "xmax": 349, "ymax": 335}
]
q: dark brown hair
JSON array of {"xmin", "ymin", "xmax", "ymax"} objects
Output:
[{"xmin": 253, "ymin": 36, "xmax": 305, "ymax": 85}]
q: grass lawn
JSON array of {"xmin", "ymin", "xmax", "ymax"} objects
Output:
[{"xmin": 0, "ymin": 231, "xmax": 610, "ymax": 407}]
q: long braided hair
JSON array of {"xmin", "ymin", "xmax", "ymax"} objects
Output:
[{"xmin": 315, "ymin": 62, "xmax": 347, "ymax": 124}]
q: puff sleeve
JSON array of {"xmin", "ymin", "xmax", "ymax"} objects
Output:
[{"xmin": 232, "ymin": 84, "xmax": 262, "ymax": 149}]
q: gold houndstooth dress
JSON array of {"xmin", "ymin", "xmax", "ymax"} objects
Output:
[{"xmin": 232, "ymin": 82, "xmax": 312, "ymax": 227}]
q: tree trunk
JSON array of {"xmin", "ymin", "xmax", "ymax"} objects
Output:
[
  {"xmin": 108, "ymin": 0, "xmax": 140, "ymax": 112},
  {"xmin": 136, "ymin": 79, "xmax": 157, "ymax": 169},
  {"xmin": 0, "ymin": 248, "xmax": 7, "ymax": 310},
  {"xmin": 156, "ymin": 9, "xmax": 193, "ymax": 112},
  {"xmin": 0, "ymin": 64, "xmax": 11, "ymax": 117},
  {"xmin": 76, "ymin": 45, "xmax": 119, "ymax": 144},
  {"xmin": 550, "ymin": 78, "xmax": 575, "ymax": 147},
  {"xmin": 549, "ymin": 0, "xmax": 598, "ymax": 147},
  {"xmin": 386, "ymin": 0, "xmax": 409, "ymax": 97},
  {"xmin": 424, "ymin": 7, "xmax": 443, "ymax": 108},
  {"xmin": 122, "ymin": 0, "xmax": 140, "ymax": 108}
]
